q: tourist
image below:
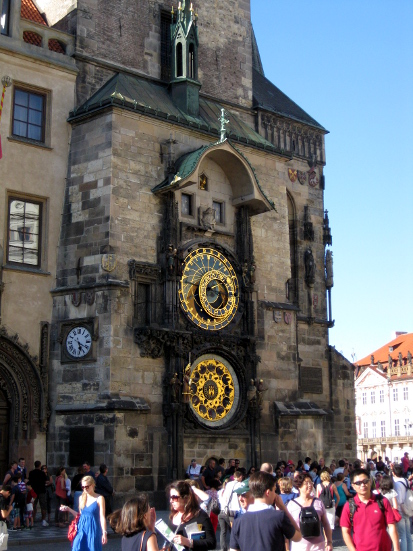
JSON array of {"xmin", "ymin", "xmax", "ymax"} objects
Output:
[
  {"xmin": 115, "ymin": 495, "xmax": 159, "ymax": 551},
  {"xmin": 287, "ymin": 473, "xmax": 332, "ymax": 551},
  {"xmin": 60, "ymin": 475, "xmax": 107, "ymax": 550},
  {"xmin": 165, "ymin": 480, "xmax": 216, "ymax": 550}
]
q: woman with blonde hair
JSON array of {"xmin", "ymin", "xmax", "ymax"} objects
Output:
[
  {"xmin": 60, "ymin": 475, "xmax": 107, "ymax": 550},
  {"xmin": 316, "ymin": 470, "xmax": 339, "ymax": 530}
]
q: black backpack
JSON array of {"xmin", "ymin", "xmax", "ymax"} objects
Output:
[
  {"xmin": 319, "ymin": 483, "xmax": 333, "ymax": 509},
  {"xmin": 292, "ymin": 498, "xmax": 321, "ymax": 539},
  {"xmin": 348, "ymin": 494, "xmax": 385, "ymax": 528}
]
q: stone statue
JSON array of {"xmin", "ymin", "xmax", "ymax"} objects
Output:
[
  {"xmin": 325, "ymin": 249, "xmax": 334, "ymax": 288},
  {"xmin": 408, "ymin": 351, "xmax": 412, "ymax": 364},
  {"xmin": 256, "ymin": 379, "xmax": 268, "ymax": 407},
  {"xmin": 182, "ymin": 363, "xmax": 192, "ymax": 404},
  {"xmin": 388, "ymin": 354, "xmax": 393, "ymax": 369},
  {"xmin": 249, "ymin": 258, "xmax": 256, "ymax": 285},
  {"xmin": 170, "ymin": 372, "xmax": 181, "ymax": 403},
  {"xmin": 304, "ymin": 247, "xmax": 315, "ymax": 286},
  {"xmin": 398, "ymin": 352, "xmax": 403, "ymax": 366},
  {"xmin": 200, "ymin": 207, "xmax": 216, "ymax": 230},
  {"xmin": 370, "ymin": 355, "xmax": 374, "ymax": 365},
  {"xmin": 242, "ymin": 261, "xmax": 249, "ymax": 287},
  {"xmin": 167, "ymin": 244, "xmax": 177, "ymax": 275}
]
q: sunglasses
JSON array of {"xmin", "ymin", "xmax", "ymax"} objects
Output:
[
  {"xmin": 353, "ymin": 479, "xmax": 370, "ymax": 486},
  {"xmin": 170, "ymin": 495, "xmax": 181, "ymax": 501},
  {"xmin": 82, "ymin": 485, "xmax": 90, "ymax": 490}
]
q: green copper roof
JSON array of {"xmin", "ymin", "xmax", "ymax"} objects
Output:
[{"xmin": 69, "ymin": 72, "xmax": 291, "ymax": 156}]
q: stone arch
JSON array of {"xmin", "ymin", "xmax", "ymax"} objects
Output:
[{"xmin": 0, "ymin": 328, "xmax": 47, "ymax": 442}]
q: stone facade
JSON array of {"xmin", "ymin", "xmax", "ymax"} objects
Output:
[{"xmin": 0, "ymin": 0, "xmax": 356, "ymax": 504}]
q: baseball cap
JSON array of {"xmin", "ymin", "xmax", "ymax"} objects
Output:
[
  {"xmin": 287, "ymin": 460, "xmax": 294, "ymax": 465},
  {"xmin": 234, "ymin": 479, "xmax": 250, "ymax": 495}
]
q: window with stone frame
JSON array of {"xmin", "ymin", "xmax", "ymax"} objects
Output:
[
  {"xmin": 379, "ymin": 389, "xmax": 385, "ymax": 403},
  {"xmin": 181, "ymin": 193, "xmax": 194, "ymax": 217},
  {"xmin": 404, "ymin": 386, "xmax": 408, "ymax": 401},
  {"xmin": 363, "ymin": 421, "xmax": 368, "ymax": 438},
  {"xmin": 394, "ymin": 419, "xmax": 400, "ymax": 436},
  {"xmin": 362, "ymin": 391, "xmax": 367, "ymax": 405},
  {"xmin": 212, "ymin": 201, "xmax": 224, "ymax": 224},
  {"xmin": 405, "ymin": 419, "xmax": 410, "ymax": 436},
  {"xmin": 393, "ymin": 387, "xmax": 398, "ymax": 401},
  {"xmin": 128, "ymin": 261, "xmax": 160, "ymax": 327},
  {"xmin": 372, "ymin": 421, "xmax": 376, "ymax": 438},
  {"xmin": 1, "ymin": 0, "xmax": 10, "ymax": 35},
  {"xmin": 370, "ymin": 390, "xmax": 375, "ymax": 404},
  {"xmin": 12, "ymin": 87, "xmax": 46, "ymax": 143},
  {"xmin": 381, "ymin": 420, "xmax": 386, "ymax": 437},
  {"xmin": 7, "ymin": 196, "xmax": 43, "ymax": 267}
]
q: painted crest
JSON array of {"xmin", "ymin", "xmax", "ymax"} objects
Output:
[
  {"xmin": 288, "ymin": 169, "xmax": 297, "ymax": 183},
  {"xmin": 297, "ymin": 170, "xmax": 307, "ymax": 185},
  {"xmin": 102, "ymin": 253, "xmax": 117, "ymax": 272},
  {"xmin": 273, "ymin": 311, "xmax": 282, "ymax": 324},
  {"xmin": 85, "ymin": 290, "xmax": 95, "ymax": 306},
  {"xmin": 284, "ymin": 312, "xmax": 292, "ymax": 325},
  {"xmin": 71, "ymin": 292, "xmax": 81, "ymax": 307},
  {"xmin": 308, "ymin": 170, "xmax": 318, "ymax": 188}
]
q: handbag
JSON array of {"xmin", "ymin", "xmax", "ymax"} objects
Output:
[
  {"xmin": 68, "ymin": 513, "xmax": 80, "ymax": 543},
  {"xmin": 393, "ymin": 508, "xmax": 402, "ymax": 523}
]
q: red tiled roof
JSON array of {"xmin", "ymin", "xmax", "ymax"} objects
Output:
[
  {"xmin": 356, "ymin": 332, "xmax": 413, "ymax": 368},
  {"xmin": 21, "ymin": 0, "xmax": 65, "ymax": 54},
  {"xmin": 21, "ymin": 0, "xmax": 46, "ymax": 25}
]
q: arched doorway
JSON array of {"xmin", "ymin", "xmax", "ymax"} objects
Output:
[{"xmin": 0, "ymin": 388, "xmax": 9, "ymax": 479}]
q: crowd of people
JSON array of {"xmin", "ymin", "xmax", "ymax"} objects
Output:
[{"xmin": 1, "ymin": 453, "xmax": 413, "ymax": 550}]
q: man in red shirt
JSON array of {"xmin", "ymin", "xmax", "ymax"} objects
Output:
[
  {"xmin": 340, "ymin": 468, "xmax": 400, "ymax": 551},
  {"xmin": 402, "ymin": 452, "xmax": 410, "ymax": 475}
]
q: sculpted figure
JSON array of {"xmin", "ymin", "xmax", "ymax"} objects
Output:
[
  {"xmin": 170, "ymin": 373, "xmax": 181, "ymax": 403},
  {"xmin": 182, "ymin": 363, "xmax": 192, "ymax": 403},
  {"xmin": 304, "ymin": 247, "xmax": 315, "ymax": 286},
  {"xmin": 325, "ymin": 249, "xmax": 334, "ymax": 288},
  {"xmin": 200, "ymin": 207, "xmax": 216, "ymax": 230}
]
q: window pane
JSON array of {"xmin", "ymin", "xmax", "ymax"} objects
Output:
[
  {"xmin": 8, "ymin": 199, "xmax": 41, "ymax": 266},
  {"xmin": 29, "ymin": 94, "xmax": 43, "ymax": 110},
  {"xmin": 28, "ymin": 124, "xmax": 42, "ymax": 141},
  {"xmin": 14, "ymin": 105, "xmax": 28, "ymax": 122},
  {"xmin": 15, "ymin": 90, "xmax": 29, "ymax": 107},
  {"xmin": 28, "ymin": 109, "xmax": 42, "ymax": 126},
  {"xmin": 13, "ymin": 121, "xmax": 27, "ymax": 137}
]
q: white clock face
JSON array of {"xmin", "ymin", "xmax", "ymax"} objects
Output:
[{"xmin": 66, "ymin": 327, "xmax": 92, "ymax": 358}]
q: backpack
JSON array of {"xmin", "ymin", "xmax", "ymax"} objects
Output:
[
  {"xmin": 401, "ymin": 480, "xmax": 413, "ymax": 517},
  {"xmin": 348, "ymin": 494, "xmax": 385, "ymax": 528},
  {"xmin": 292, "ymin": 498, "xmax": 321, "ymax": 539},
  {"xmin": 319, "ymin": 483, "xmax": 334, "ymax": 509}
]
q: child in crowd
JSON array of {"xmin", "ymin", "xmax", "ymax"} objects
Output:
[{"xmin": 24, "ymin": 484, "xmax": 36, "ymax": 529}]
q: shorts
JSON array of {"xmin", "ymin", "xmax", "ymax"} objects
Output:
[
  {"xmin": 24, "ymin": 510, "xmax": 33, "ymax": 520},
  {"xmin": 9, "ymin": 506, "xmax": 19, "ymax": 521},
  {"xmin": 34, "ymin": 492, "xmax": 47, "ymax": 512}
]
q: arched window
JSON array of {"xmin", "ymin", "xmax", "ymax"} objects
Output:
[
  {"xmin": 287, "ymin": 192, "xmax": 298, "ymax": 303},
  {"xmin": 176, "ymin": 42, "xmax": 183, "ymax": 77},
  {"xmin": 188, "ymin": 43, "xmax": 195, "ymax": 79}
]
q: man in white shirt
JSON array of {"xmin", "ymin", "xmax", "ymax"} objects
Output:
[
  {"xmin": 392, "ymin": 463, "xmax": 412, "ymax": 551},
  {"xmin": 218, "ymin": 471, "xmax": 243, "ymax": 551},
  {"xmin": 186, "ymin": 459, "xmax": 201, "ymax": 480}
]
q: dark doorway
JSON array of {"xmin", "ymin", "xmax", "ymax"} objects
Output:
[{"xmin": 0, "ymin": 388, "xmax": 9, "ymax": 479}]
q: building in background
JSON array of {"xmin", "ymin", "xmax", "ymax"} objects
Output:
[
  {"xmin": 355, "ymin": 332, "xmax": 413, "ymax": 462},
  {"xmin": 0, "ymin": 0, "xmax": 76, "ymax": 476},
  {"xmin": 1, "ymin": 0, "xmax": 355, "ymax": 504}
]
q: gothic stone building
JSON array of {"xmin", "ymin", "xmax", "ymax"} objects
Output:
[{"xmin": 1, "ymin": 0, "xmax": 355, "ymax": 504}]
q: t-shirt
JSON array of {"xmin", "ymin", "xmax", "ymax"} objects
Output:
[
  {"xmin": 28, "ymin": 469, "xmax": 47, "ymax": 495},
  {"xmin": 122, "ymin": 530, "xmax": 154, "ymax": 551},
  {"xmin": 287, "ymin": 498, "xmax": 325, "ymax": 551},
  {"xmin": 340, "ymin": 494, "xmax": 395, "ymax": 551},
  {"xmin": 230, "ymin": 507, "xmax": 295, "ymax": 551}
]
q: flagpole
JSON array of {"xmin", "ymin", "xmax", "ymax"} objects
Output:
[{"xmin": 0, "ymin": 76, "xmax": 12, "ymax": 159}]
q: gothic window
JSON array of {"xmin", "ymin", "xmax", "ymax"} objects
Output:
[
  {"xmin": 7, "ymin": 197, "xmax": 42, "ymax": 267},
  {"xmin": 381, "ymin": 420, "xmax": 386, "ymax": 437},
  {"xmin": 176, "ymin": 42, "xmax": 183, "ymax": 77},
  {"xmin": 188, "ymin": 42, "xmax": 195, "ymax": 79},
  {"xmin": 287, "ymin": 193, "xmax": 298, "ymax": 303},
  {"xmin": 379, "ymin": 389, "xmax": 384, "ymax": 403},
  {"xmin": 13, "ymin": 88, "xmax": 46, "ymax": 143},
  {"xmin": 1, "ymin": 0, "xmax": 10, "ymax": 35},
  {"xmin": 181, "ymin": 193, "xmax": 193, "ymax": 217},
  {"xmin": 129, "ymin": 262, "xmax": 160, "ymax": 327},
  {"xmin": 212, "ymin": 201, "xmax": 224, "ymax": 224}
]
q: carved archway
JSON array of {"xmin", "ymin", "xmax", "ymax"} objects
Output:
[{"xmin": 0, "ymin": 327, "xmax": 48, "ymax": 440}]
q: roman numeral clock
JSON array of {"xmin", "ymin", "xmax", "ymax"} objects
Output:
[
  {"xmin": 60, "ymin": 318, "xmax": 97, "ymax": 363},
  {"xmin": 178, "ymin": 247, "xmax": 242, "ymax": 428}
]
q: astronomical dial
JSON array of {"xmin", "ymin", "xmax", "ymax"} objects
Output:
[{"xmin": 178, "ymin": 248, "xmax": 239, "ymax": 331}]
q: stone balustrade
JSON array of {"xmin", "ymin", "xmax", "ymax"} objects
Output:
[{"xmin": 20, "ymin": 18, "xmax": 75, "ymax": 56}]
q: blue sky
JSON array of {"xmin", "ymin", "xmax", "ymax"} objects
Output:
[{"xmin": 252, "ymin": 0, "xmax": 413, "ymax": 362}]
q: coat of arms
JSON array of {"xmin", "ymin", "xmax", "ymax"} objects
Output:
[
  {"xmin": 284, "ymin": 312, "xmax": 292, "ymax": 325},
  {"xmin": 102, "ymin": 254, "xmax": 117, "ymax": 272},
  {"xmin": 297, "ymin": 170, "xmax": 307, "ymax": 185},
  {"xmin": 308, "ymin": 170, "xmax": 318, "ymax": 188},
  {"xmin": 288, "ymin": 169, "xmax": 297, "ymax": 183}
]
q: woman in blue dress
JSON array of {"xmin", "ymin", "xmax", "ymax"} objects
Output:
[{"xmin": 61, "ymin": 475, "xmax": 107, "ymax": 550}]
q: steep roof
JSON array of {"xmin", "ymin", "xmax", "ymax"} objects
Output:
[
  {"xmin": 251, "ymin": 27, "xmax": 265, "ymax": 77},
  {"xmin": 356, "ymin": 332, "xmax": 413, "ymax": 368},
  {"xmin": 252, "ymin": 68, "xmax": 326, "ymax": 131},
  {"xmin": 69, "ymin": 72, "xmax": 291, "ymax": 158}
]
